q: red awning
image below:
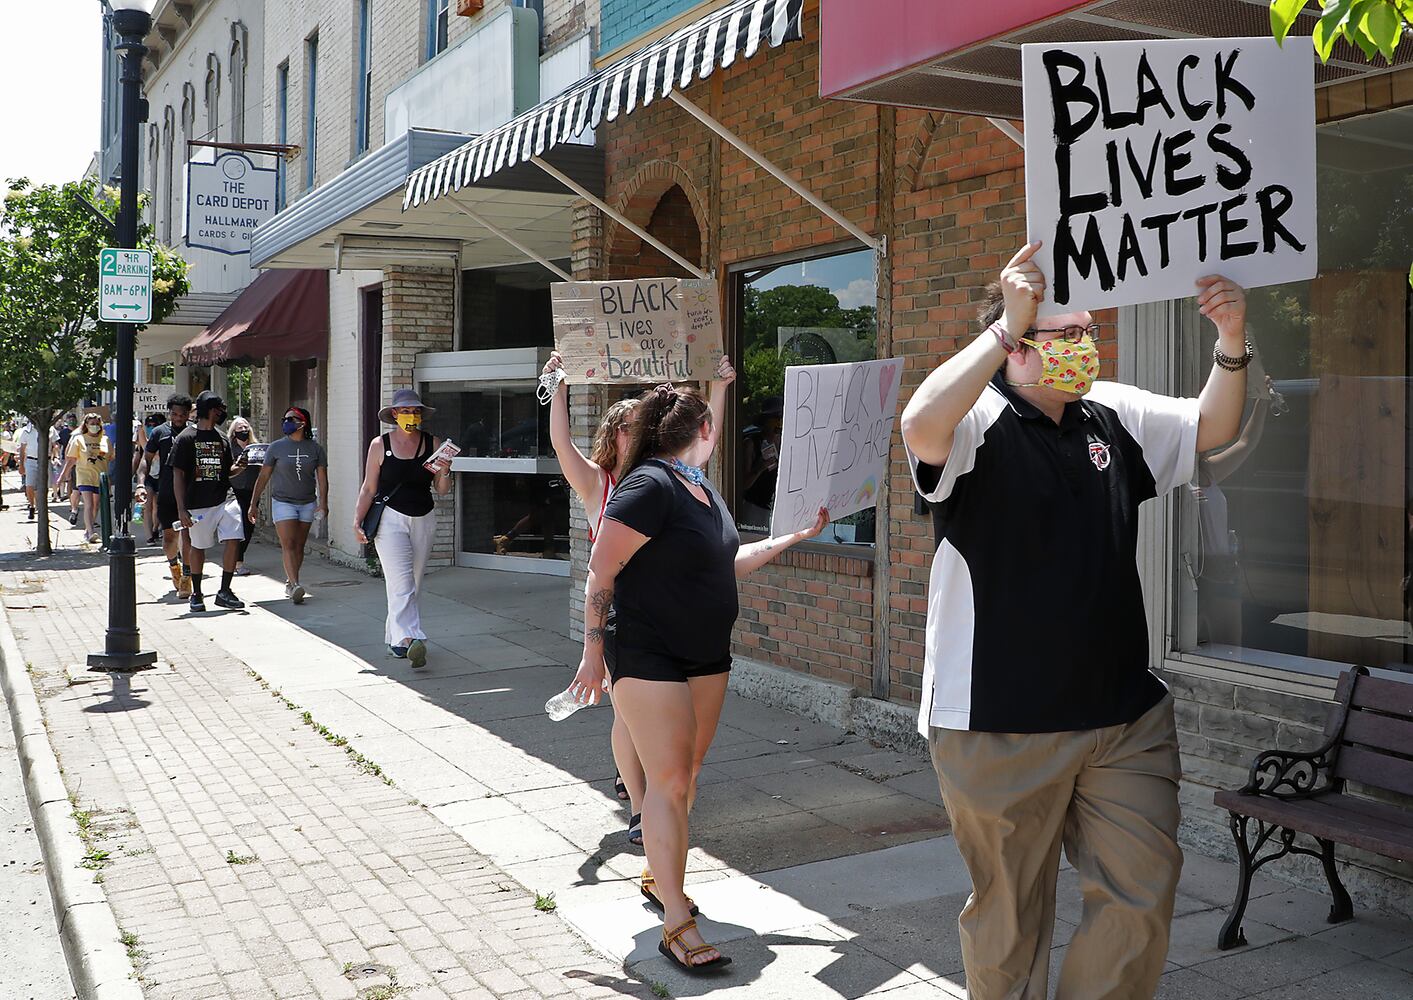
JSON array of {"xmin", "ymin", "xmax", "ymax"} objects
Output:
[
  {"xmin": 180, "ymin": 269, "xmax": 329, "ymax": 366},
  {"xmin": 819, "ymin": 0, "xmax": 1411, "ymax": 117}
]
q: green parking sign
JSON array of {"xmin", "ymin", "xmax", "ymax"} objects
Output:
[{"xmin": 98, "ymin": 248, "xmax": 152, "ymax": 324}]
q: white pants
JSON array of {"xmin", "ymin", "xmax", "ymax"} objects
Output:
[{"xmin": 374, "ymin": 507, "xmax": 434, "ymax": 645}]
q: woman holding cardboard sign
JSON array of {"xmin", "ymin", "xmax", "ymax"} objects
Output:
[
  {"xmin": 569, "ymin": 381, "xmax": 827, "ymax": 974},
  {"xmin": 542, "ymin": 351, "xmax": 736, "ymax": 849}
]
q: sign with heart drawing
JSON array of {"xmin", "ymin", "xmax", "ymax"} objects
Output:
[
  {"xmin": 771, "ymin": 357, "xmax": 904, "ymax": 537},
  {"xmin": 550, "ymin": 277, "xmax": 723, "ymax": 384}
]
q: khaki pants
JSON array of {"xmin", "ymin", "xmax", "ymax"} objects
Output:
[{"xmin": 929, "ymin": 694, "xmax": 1182, "ymax": 1000}]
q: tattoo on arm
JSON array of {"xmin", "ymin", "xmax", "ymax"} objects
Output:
[
  {"xmin": 589, "ymin": 587, "xmax": 613, "ymax": 621},
  {"xmin": 586, "ymin": 627, "xmax": 606, "ymax": 644}
]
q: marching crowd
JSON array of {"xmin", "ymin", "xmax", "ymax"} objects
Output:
[{"xmin": 2, "ymin": 245, "xmax": 1257, "ymax": 998}]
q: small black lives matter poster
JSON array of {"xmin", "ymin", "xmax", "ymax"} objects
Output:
[
  {"xmin": 1022, "ymin": 36, "xmax": 1317, "ymax": 317},
  {"xmin": 551, "ymin": 278, "xmax": 723, "ymax": 384}
]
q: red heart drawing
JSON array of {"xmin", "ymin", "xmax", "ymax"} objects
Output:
[
  {"xmin": 586, "ymin": 368, "xmax": 596, "ymax": 377},
  {"xmin": 877, "ymin": 361, "xmax": 899, "ymax": 411},
  {"xmin": 687, "ymin": 334, "xmax": 696, "ymax": 343}
]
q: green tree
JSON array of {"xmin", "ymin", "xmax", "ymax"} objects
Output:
[
  {"xmin": 1270, "ymin": 0, "xmax": 1413, "ymax": 285},
  {"xmin": 739, "ymin": 283, "xmax": 876, "ymax": 411},
  {"xmin": 0, "ymin": 178, "xmax": 189, "ymax": 554}
]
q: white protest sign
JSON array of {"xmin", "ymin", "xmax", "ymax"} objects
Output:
[
  {"xmin": 134, "ymin": 383, "xmax": 168, "ymax": 419},
  {"xmin": 184, "ymin": 153, "xmax": 278, "ymax": 255},
  {"xmin": 770, "ymin": 357, "xmax": 903, "ymax": 538},
  {"xmin": 1023, "ymin": 36, "xmax": 1316, "ymax": 316}
]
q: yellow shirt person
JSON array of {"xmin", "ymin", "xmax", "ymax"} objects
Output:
[{"xmin": 66, "ymin": 426, "xmax": 111, "ymax": 490}]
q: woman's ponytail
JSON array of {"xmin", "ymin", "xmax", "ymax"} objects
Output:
[{"xmin": 622, "ymin": 383, "xmax": 711, "ymax": 473}]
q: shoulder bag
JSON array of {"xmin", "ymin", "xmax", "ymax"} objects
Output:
[{"xmin": 360, "ymin": 435, "xmax": 402, "ymax": 542}]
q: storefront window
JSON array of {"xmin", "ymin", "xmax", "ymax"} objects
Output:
[
  {"xmin": 735, "ymin": 246, "xmax": 878, "ymax": 544},
  {"xmin": 421, "ymin": 382, "xmax": 550, "ymax": 459},
  {"xmin": 1176, "ymin": 106, "xmax": 1413, "ymax": 676},
  {"xmin": 459, "ymin": 263, "xmax": 564, "ymax": 351},
  {"xmin": 460, "ymin": 472, "xmax": 570, "ymax": 562}
]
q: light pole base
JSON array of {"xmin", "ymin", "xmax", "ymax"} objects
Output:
[{"xmin": 87, "ymin": 650, "xmax": 158, "ymax": 673}]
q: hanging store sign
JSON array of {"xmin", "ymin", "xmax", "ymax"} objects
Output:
[
  {"xmin": 771, "ymin": 357, "xmax": 903, "ymax": 537},
  {"xmin": 550, "ymin": 278, "xmax": 724, "ymax": 384},
  {"xmin": 1022, "ymin": 36, "xmax": 1317, "ymax": 316},
  {"xmin": 184, "ymin": 153, "xmax": 278, "ymax": 255}
]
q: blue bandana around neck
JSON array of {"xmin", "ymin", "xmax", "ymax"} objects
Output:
[{"xmin": 665, "ymin": 457, "xmax": 705, "ymax": 486}]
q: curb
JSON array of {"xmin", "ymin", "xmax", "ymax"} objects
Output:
[{"xmin": 0, "ymin": 605, "xmax": 144, "ymax": 1000}]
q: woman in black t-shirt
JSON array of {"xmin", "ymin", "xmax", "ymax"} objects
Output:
[{"xmin": 571, "ymin": 383, "xmax": 826, "ymax": 973}]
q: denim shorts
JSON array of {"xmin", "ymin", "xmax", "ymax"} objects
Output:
[{"xmin": 272, "ymin": 499, "xmax": 316, "ymax": 523}]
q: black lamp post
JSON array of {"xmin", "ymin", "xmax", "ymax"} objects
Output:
[{"xmin": 89, "ymin": 0, "xmax": 157, "ymax": 672}]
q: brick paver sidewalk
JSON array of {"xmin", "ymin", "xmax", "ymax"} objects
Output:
[{"xmin": 2, "ymin": 517, "xmax": 636, "ymax": 1000}]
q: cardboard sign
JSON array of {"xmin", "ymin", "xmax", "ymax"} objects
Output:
[
  {"xmin": 1022, "ymin": 37, "xmax": 1316, "ymax": 316},
  {"xmin": 770, "ymin": 357, "xmax": 903, "ymax": 537},
  {"xmin": 551, "ymin": 278, "xmax": 723, "ymax": 384}
]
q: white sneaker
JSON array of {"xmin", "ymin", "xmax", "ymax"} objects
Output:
[{"xmin": 287, "ymin": 582, "xmax": 306, "ymax": 604}]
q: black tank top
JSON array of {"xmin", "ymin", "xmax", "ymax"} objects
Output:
[{"xmin": 375, "ymin": 431, "xmax": 435, "ymax": 517}]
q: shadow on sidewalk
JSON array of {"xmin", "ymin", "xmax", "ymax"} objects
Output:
[{"xmin": 220, "ymin": 549, "xmax": 963, "ymax": 995}]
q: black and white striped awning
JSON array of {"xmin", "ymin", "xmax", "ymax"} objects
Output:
[{"xmin": 403, "ymin": 0, "xmax": 805, "ymax": 210}]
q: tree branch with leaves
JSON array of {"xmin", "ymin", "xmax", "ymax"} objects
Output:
[{"xmin": 0, "ymin": 178, "xmax": 189, "ymax": 554}]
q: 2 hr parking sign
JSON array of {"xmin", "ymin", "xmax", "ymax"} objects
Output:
[{"xmin": 98, "ymin": 248, "xmax": 152, "ymax": 324}]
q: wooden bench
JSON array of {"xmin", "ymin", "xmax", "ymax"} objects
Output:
[{"xmin": 1213, "ymin": 666, "xmax": 1413, "ymax": 950}]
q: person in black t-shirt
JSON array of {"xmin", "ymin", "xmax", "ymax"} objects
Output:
[
  {"xmin": 138, "ymin": 412, "xmax": 167, "ymax": 544},
  {"xmin": 169, "ymin": 392, "xmax": 246, "ymax": 613},
  {"xmin": 900, "ymin": 243, "xmax": 1251, "ymax": 998},
  {"xmin": 140, "ymin": 393, "xmax": 193, "ymax": 596},
  {"xmin": 571, "ymin": 383, "xmax": 827, "ymax": 973}
]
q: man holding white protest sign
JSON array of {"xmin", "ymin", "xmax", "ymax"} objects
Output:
[
  {"xmin": 902, "ymin": 240, "xmax": 1250, "ymax": 998},
  {"xmin": 895, "ymin": 34, "xmax": 1313, "ymax": 999}
]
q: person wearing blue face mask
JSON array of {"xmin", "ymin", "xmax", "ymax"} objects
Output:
[{"xmin": 249, "ymin": 407, "xmax": 327, "ymax": 604}]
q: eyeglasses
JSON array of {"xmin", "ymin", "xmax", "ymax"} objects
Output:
[{"xmin": 1026, "ymin": 323, "xmax": 1098, "ymax": 344}]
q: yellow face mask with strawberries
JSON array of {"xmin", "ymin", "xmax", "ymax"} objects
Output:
[
  {"xmin": 395, "ymin": 411, "xmax": 423, "ymax": 432},
  {"xmin": 1009, "ymin": 334, "xmax": 1101, "ymax": 396}
]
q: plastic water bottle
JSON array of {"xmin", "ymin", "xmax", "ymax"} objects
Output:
[{"xmin": 545, "ymin": 687, "xmax": 588, "ymax": 722}]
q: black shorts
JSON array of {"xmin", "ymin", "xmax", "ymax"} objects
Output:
[
  {"xmin": 157, "ymin": 492, "xmax": 179, "ymax": 531},
  {"xmin": 608, "ymin": 646, "xmax": 732, "ymax": 684}
]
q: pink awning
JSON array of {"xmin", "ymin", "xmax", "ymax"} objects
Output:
[{"xmin": 819, "ymin": 0, "xmax": 1411, "ymax": 118}]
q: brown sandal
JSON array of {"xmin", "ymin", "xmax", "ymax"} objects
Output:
[
  {"xmin": 641, "ymin": 873, "xmax": 698, "ymax": 917},
  {"xmin": 658, "ymin": 917, "xmax": 731, "ymax": 974}
]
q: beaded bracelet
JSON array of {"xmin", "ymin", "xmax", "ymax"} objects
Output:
[{"xmin": 1213, "ymin": 340, "xmax": 1254, "ymax": 372}]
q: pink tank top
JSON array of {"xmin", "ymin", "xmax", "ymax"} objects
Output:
[{"xmin": 587, "ymin": 471, "xmax": 616, "ymax": 545}]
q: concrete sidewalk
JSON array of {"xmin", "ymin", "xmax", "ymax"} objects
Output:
[{"xmin": 4, "ymin": 495, "xmax": 1413, "ymax": 999}]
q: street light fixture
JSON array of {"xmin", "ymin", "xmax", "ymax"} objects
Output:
[{"xmin": 89, "ymin": 0, "xmax": 158, "ymax": 673}]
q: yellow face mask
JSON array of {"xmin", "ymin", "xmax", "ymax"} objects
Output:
[
  {"xmin": 395, "ymin": 412, "xmax": 422, "ymax": 432},
  {"xmin": 1012, "ymin": 334, "xmax": 1100, "ymax": 396}
]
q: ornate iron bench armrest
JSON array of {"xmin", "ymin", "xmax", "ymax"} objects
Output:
[{"xmin": 1240, "ymin": 743, "xmax": 1339, "ymax": 800}]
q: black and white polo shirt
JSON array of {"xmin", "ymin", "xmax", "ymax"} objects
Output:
[{"xmin": 907, "ymin": 374, "xmax": 1199, "ymax": 735}]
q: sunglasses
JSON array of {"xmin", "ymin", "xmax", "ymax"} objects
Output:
[{"xmin": 1026, "ymin": 323, "xmax": 1099, "ymax": 345}]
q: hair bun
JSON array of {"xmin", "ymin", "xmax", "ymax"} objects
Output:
[{"xmin": 654, "ymin": 383, "xmax": 678, "ymax": 406}]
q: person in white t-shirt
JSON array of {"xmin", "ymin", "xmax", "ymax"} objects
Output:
[{"xmin": 16, "ymin": 419, "xmax": 43, "ymax": 521}]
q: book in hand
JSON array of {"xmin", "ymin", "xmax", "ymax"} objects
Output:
[{"xmin": 423, "ymin": 439, "xmax": 461, "ymax": 471}]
